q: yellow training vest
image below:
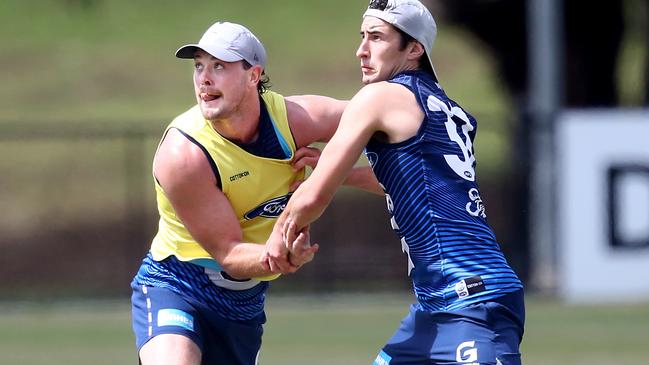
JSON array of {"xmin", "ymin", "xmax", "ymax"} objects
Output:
[{"xmin": 150, "ymin": 91, "xmax": 303, "ymax": 281}]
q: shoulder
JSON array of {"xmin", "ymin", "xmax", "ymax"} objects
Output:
[
  {"xmin": 349, "ymin": 81, "xmax": 416, "ymax": 114},
  {"xmin": 346, "ymin": 81, "xmax": 424, "ymax": 141},
  {"xmin": 154, "ymin": 128, "xmax": 216, "ymax": 189},
  {"xmin": 261, "ymin": 90, "xmax": 286, "ymax": 113},
  {"xmin": 284, "ymin": 94, "xmax": 347, "ymax": 146},
  {"xmin": 284, "ymin": 94, "xmax": 347, "ymax": 120},
  {"xmin": 170, "ymin": 105, "xmax": 204, "ymax": 132}
]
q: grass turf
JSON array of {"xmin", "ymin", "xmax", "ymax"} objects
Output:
[{"xmin": 0, "ymin": 294, "xmax": 647, "ymax": 365}]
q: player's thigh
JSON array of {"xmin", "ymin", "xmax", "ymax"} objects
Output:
[
  {"xmin": 139, "ymin": 333, "xmax": 201, "ymax": 365},
  {"xmin": 132, "ymin": 285, "xmax": 205, "ymax": 362}
]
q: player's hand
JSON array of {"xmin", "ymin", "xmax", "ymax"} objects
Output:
[
  {"xmin": 263, "ymin": 223, "xmax": 298, "ymax": 274},
  {"xmin": 292, "ymin": 146, "xmax": 321, "ymax": 171},
  {"xmin": 284, "ymin": 220, "xmax": 319, "ymax": 267}
]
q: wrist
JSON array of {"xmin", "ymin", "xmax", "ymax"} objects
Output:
[{"xmin": 287, "ymin": 252, "xmax": 303, "ymax": 268}]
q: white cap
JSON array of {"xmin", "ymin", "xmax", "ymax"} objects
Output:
[
  {"xmin": 363, "ymin": 0, "xmax": 438, "ymax": 80},
  {"xmin": 175, "ymin": 22, "xmax": 267, "ymax": 68}
]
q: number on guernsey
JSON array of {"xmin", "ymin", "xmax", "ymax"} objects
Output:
[
  {"xmin": 427, "ymin": 95, "xmax": 476, "ymax": 181},
  {"xmin": 382, "ymin": 183, "xmax": 415, "ymax": 275}
]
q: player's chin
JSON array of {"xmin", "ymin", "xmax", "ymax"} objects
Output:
[{"xmin": 199, "ymin": 105, "xmax": 223, "ymax": 120}]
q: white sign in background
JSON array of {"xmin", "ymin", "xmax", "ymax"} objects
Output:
[{"xmin": 557, "ymin": 110, "xmax": 649, "ymax": 303}]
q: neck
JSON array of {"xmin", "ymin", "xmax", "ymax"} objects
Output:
[
  {"xmin": 388, "ymin": 61, "xmax": 420, "ymax": 80},
  {"xmin": 210, "ymin": 92, "xmax": 261, "ymax": 144}
]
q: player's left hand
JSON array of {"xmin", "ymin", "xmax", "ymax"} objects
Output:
[
  {"xmin": 284, "ymin": 220, "xmax": 319, "ymax": 267},
  {"xmin": 292, "ymin": 146, "xmax": 321, "ymax": 171}
]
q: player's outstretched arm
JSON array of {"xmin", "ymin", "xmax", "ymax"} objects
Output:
[
  {"xmin": 291, "ymin": 146, "xmax": 383, "ymax": 195},
  {"xmin": 265, "ymin": 84, "xmax": 389, "ymax": 266}
]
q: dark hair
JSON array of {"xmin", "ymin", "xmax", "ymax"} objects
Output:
[
  {"xmin": 368, "ymin": 0, "xmax": 388, "ymax": 10},
  {"xmin": 394, "ymin": 26, "xmax": 434, "ymax": 75},
  {"xmin": 242, "ymin": 61, "xmax": 271, "ymax": 94}
]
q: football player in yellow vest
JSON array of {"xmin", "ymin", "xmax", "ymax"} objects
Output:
[{"xmin": 130, "ymin": 21, "xmax": 379, "ymax": 365}]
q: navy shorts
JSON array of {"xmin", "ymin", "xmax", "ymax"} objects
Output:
[
  {"xmin": 131, "ymin": 284, "xmax": 265, "ymax": 365},
  {"xmin": 374, "ymin": 289, "xmax": 525, "ymax": 365}
]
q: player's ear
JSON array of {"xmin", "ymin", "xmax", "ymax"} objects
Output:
[
  {"xmin": 248, "ymin": 65, "xmax": 263, "ymax": 86},
  {"xmin": 407, "ymin": 41, "xmax": 425, "ymax": 61}
]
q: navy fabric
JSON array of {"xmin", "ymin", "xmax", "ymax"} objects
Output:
[
  {"xmin": 131, "ymin": 283, "xmax": 264, "ymax": 365},
  {"xmin": 375, "ymin": 289, "xmax": 525, "ymax": 365},
  {"xmin": 365, "ymin": 70, "xmax": 523, "ymax": 312}
]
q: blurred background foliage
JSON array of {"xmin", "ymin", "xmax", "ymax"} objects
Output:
[
  {"xmin": 0, "ymin": 0, "xmax": 511, "ymax": 162},
  {"xmin": 0, "ymin": 0, "xmax": 516, "ymax": 300},
  {"xmin": 0, "ymin": 0, "xmax": 646, "ymax": 299}
]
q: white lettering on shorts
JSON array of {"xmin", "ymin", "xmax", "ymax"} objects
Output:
[
  {"xmin": 456, "ymin": 340, "xmax": 479, "ymax": 364},
  {"xmin": 157, "ymin": 308, "xmax": 194, "ymax": 332},
  {"xmin": 373, "ymin": 350, "xmax": 392, "ymax": 365}
]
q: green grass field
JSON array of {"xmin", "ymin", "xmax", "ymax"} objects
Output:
[{"xmin": 1, "ymin": 294, "xmax": 647, "ymax": 365}]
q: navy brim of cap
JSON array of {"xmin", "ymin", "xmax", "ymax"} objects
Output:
[{"xmin": 175, "ymin": 44, "xmax": 201, "ymax": 59}]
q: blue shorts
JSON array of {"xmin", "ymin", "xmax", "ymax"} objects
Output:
[
  {"xmin": 132, "ymin": 285, "xmax": 264, "ymax": 365},
  {"xmin": 131, "ymin": 253, "xmax": 268, "ymax": 365},
  {"xmin": 374, "ymin": 289, "xmax": 525, "ymax": 365}
]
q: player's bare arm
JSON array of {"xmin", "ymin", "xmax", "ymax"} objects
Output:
[
  {"xmin": 290, "ymin": 146, "xmax": 383, "ymax": 194},
  {"xmin": 275, "ymin": 82, "xmax": 424, "ymax": 258},
  {"xmin": 262, "ymin": 83, "xmax": 386, "ymax": 267},
  {"xmin": 285, "ymin": 95, "xmax": 348, "ymax": 146},
  {"xmin": 154, "ymin": 128, "xmax": 313, "ymax": 278},
  {"xmin": 287, "ymin": 95, "xmax": 384, "ymax": 193}
]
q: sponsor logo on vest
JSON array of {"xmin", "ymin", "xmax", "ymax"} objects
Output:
[
  {"xmin": 230, "ymin": 171, "xmax": 250, "ymax": 182},
  {"xmin": 366, "ymin": 151, "xmax": 379, "ymax": 168},
  {"xmin": 455, "ymin": 276, "xmax": 486, "ymax": 298},
  {"xmin": 244, "ymin": 193, "xmax": 292, "ymax": 219},
  {"xmin": 466, "ymin": 188, "xmax": 486, "ymax": 218}
]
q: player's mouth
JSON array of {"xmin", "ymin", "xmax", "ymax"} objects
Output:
[
  {"xmin": 361, "ymin": 65, "xmax": 374, "ymax": 74},
  {"xmin": 200, "ymin": 92, "xmax": 221, "ymax": 102}
]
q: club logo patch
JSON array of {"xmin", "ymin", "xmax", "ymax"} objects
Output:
[{"xmin": 244, "ymin": 193, "xmax": 292, "ymax": 220}]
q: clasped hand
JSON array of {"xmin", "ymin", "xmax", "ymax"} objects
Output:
[{"xmin": 261, "ymin": 220, "xmax": 319, "ymax": 274}]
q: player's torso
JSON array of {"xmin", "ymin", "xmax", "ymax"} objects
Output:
[
  {"xmin": 151, "ymin": 91, "xmax": 303, "ymax": 278},
  {"xmin": 365, "ymin": 71, "xmax": 522, "ymax": 311}
]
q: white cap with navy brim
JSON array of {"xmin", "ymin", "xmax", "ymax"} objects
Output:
[
  {"xmin": 364, "ymin": 0, "xmax": 438, "ymax": 81},
  {"xmin": 175, "ymin": 21, "xmax": 267, "ymax": 69}
]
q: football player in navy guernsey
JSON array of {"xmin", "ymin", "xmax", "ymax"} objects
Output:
[{"xmin": 265, "ymin": 1, "xmax": 525, "ymax": 364}]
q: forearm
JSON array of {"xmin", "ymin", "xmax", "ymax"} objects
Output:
[
  {"xmin": 218, "ymin": 242, "xmax": 275, "ymax": 279},
  {"xmin": 282, "ymin": 175, "xmax": 337, "ymax": 232},
  {"xmin": 343, "ymin": 166, "xmax": 384, "ymax": 195}
]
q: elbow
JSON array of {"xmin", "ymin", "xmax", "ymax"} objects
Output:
[
  {"xmin": 207, "ymin": 242, "xmax": 249, "ymax": 280},
  {"xmin": 219, "ymin": 258, "xmax": 249, "ymax": 280}
]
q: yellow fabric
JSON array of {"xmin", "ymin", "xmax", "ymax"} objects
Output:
[{"xmin": 150, "ymin": 91, "xmax": 303, "ymax": 281}]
